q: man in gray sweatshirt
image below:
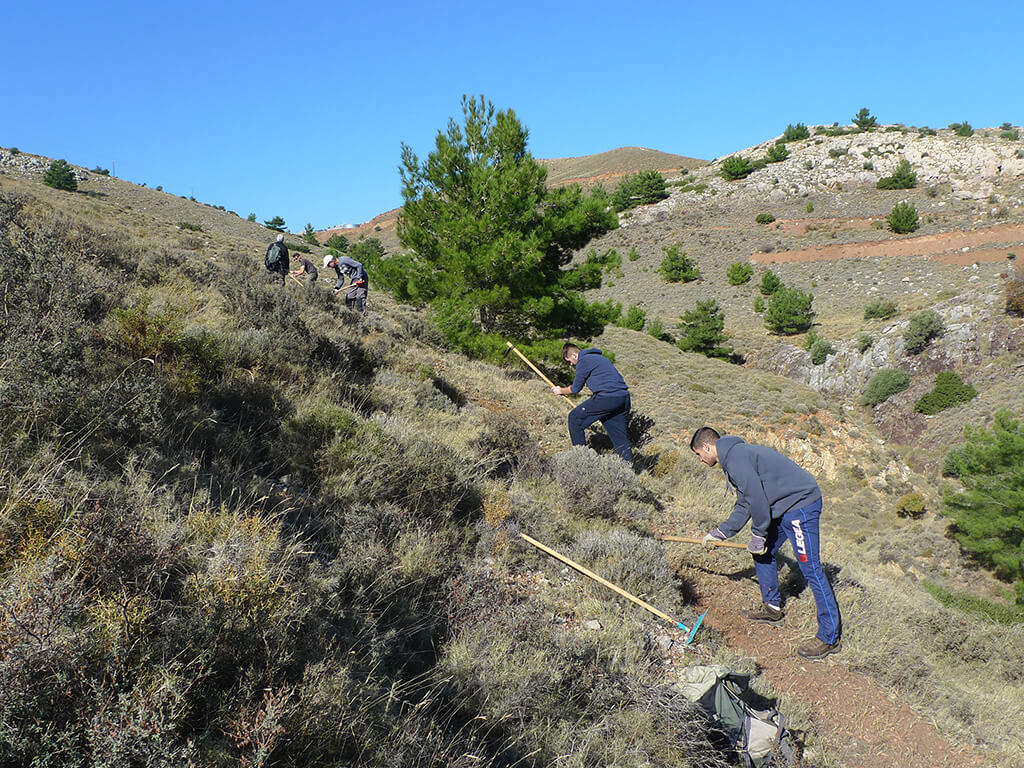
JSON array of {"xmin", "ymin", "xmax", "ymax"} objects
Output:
[{"xmin": 690, "ymin": 426, "xmax": 841, "ymax": 660}]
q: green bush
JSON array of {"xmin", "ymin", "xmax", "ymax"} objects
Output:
[
  {"xmin": 91, "ymin": 166, "xmax": 110, "ymax": 176},
  {"xmin": 324, "ymin": 233, "xmax": 350, "ymax": 251},
  {"xmin": 657, "ymin": 244, "xmax": 700, "ymax": 283},
  {"xmin": 1007, "ymin": 264, "xmax": 1024, "ymax": 315},
  {"xmin": 611, "ymin": 170, "xmax": 669, "ymax": 211},
  {"xmin": 919, "ymin": 126, "xmax": 937, "ymax": 136},
  {"xmin": 676, "ymin": 299, "xmax": 733, "ymax": 360},
  {"xmin": 856, "ymin": 331, "xmax": 873, "ymax": 352},
  {"xmin": 887, "ymin": 201, "xmax": 919, "ymax": 233},
  {"xmin": 765, "ymin": 142, "xmax": 789, "ymax": 163},
  {"xmin": 263, "ymin": 215, "xmax": 287, "ymax": 231},
  {"xmin": 755, "ymin": 213, "xmax": 776, "ymax": 225},
  {"xmin": 864, "ymin": 298, "xmax": 899, "ymax": 320},
  {"xmin": 950, "ymin": 121, "xmax": 974, "ymax": 137},
  {"xmin": 646, "ymin": 317, "xmax": 667, "ymax": 341},
  {"xmin": 896, "ymin": 492, "xmax": 926, "ymax": 519},
  {"xmin": 861, "ymin": 367, "xmax": 911, "ymax": 406},
  {"xmin": 726, "ymin": 261, "xmax": 753, "ymax": 285},
  {"xmin": 809, "ymin": 337, "xmax": 835, "ymax": 365},
  {"xmin": 619, "ymin": 304, "xmax": 646, "ymax": 331},
  {"xmin": 1001, "ymin": 128, "xmax": 1019, "ymax": 140},
  {"xmin": 903, "ymin": 308, "xmax": 944, "ymax": 354},
  {"xmin": 805, "ymin": 201, "xmax": 814, "ymax": 213},
  {"xmin": 782, "ymin": 123, "xmax": 810, "ymax": 142},
  {"xmin": 42, "ymin": 159, "xmax": 77, "ymax": 191},
  {"xmin": 763, "ymin": 286, "xmax": 814, "ymax": 335},
  {"xmin": 177, "ymin": 221, "xmax": 202, "ymax": 232},
  {"xmin": 720, "ymin": 156, "xmax": 754, "ymax": 180},
  {"xmin": 752, "ymin": 295, "xmax": 765, "ymax": 313},
  {"xmin": 302, "ymin": 223, "xmax": 319, "ymax": 246},
  {"xmin": 759, "ymin": 269, "xmax": 782, "ymax": 296},
  {"xmin": 942, "ymin": 410, "xmax": 1024, "ymax": 604},
  {"xmin": 876, "ymin": 159, "xmax": 918, "ymax": 190},
  {"xmin": 914, "ymin": 371, "xmax": 978, "ymax": 414}
]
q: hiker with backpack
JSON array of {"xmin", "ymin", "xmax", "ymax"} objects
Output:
[
  {"xmin": 264, "ymin": 234, "xmax": 289, "ymax": 285},
  {"xmin": 690, "ymin": 427, "xmax": 842, "ymax": 660},
  {"xmin": 550, "ymin": 343, "xmax": 633, "ymax": 463},
  {"xmin": 323, "ymin": 254, "xmax": 368, "ymax": 315},
  {"xmin": 290, "ymin": 252, "xmax": 319, "ymax": 285}
]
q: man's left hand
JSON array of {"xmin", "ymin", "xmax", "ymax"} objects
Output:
[{"xmin": 746, "ymin": 534, "xmax": 767, "ymax": 555}]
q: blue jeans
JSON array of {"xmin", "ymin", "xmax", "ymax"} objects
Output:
[
  {"xmin": 752, "ymin": 497, "xmax": 841, "ymax": 644},
  {"xmin": 568, "ymin": 393, "xmax": 632, "ymax": 462}
]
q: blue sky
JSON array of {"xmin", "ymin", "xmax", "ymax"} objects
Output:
[{"xmin": 4, "ymin": 1, "xmax": 1020, "ymax": 232}]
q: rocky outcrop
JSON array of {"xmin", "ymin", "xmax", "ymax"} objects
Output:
[{"xmin": 0, "ymin": 148, "xmax": 90, "ymax": 182}]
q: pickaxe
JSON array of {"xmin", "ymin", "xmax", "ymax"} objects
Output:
[
  {"xmin": 654, "ymin": 533, "xmax": 748, "ymax": 550},
  {"xmin": 519, "ymin": 532, "xmax": 707, "ymax": 644},
  {"xmin": 505, "ymin": 341, "xmax": 575, "ymax": 409}
]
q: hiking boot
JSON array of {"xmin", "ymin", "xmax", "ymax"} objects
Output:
[
  {"xmin": 740, "ymin": 602, "xmax": 784, "ymax": 625},
  {"xmin": 797, "ymin": 638, "xmax": 842, "ymax": 660}
]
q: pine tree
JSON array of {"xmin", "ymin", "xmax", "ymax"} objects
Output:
[
  {"xmin": 852, "ymin": 107, "xmax": 877, "ymax": 131},
  {"xmin": 43, "ymin": 159, "xmax": 77, "ymax": 191},
  {"xmin": 302, "ymin": 223, "xmax": 319, "ymax": 246},
  {"xmin": 676, "ymin": 299, "xmax": 733, "ymax": 360},
  {"xmin": 395, "ymin": 95, "xmax": 617, "ymax": 359},
  {"xmin": 943, "ymin": 410, "xmax": 1024, "ymax": 604}
]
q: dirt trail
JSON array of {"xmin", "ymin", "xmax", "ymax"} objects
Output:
[
  {"xmin": 750, "ymin": 221, "xmax": 1024, "ymax": 266},
  {"xmin": 680, "ymin": 562, "xmax": 990, "ymax": 768}
]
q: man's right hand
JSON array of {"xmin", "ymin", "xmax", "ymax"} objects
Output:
[{"xmin": 702, "ymin": 528, "xmax": 727, "ymax": 551}]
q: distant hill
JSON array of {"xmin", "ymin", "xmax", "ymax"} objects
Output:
[
  {"xmin": 540, "ymin": 146, "xmax": 705, "ymax": 187},
  {"xmin": 317, "ymin": 146, "xmax": 706, "ymax": 248}
]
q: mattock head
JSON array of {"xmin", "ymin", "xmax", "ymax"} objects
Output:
[{"xmin": 677, "ymin": 610, "xmax": 708, "ymax": 645}]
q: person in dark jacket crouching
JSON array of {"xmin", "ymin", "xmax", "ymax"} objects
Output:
[
  {"xmin": 551, "ymin": 343, "xmax": 632, "ymax": 463},
  {"xmin": 690, "ymin": 426, "xmax": 841, "ymax": 660}
]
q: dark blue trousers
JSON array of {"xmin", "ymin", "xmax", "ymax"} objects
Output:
[
  {"xmin": 568, "ymin": 393, "xmax": 632, "ymax": 462},
  {"xmin": 752, "ymin": 497, "xmax": 841, "ymax": 644}
]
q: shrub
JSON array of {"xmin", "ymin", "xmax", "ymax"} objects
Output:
[
  {"xmin": 1001, "ymin": 128, "xmax": 1020, "ymax": 140},
  {"xmin": 861, "ymin": 367, "xmax": 911, "ymax": 406},
  {"xmin": 950, "ymin": 121, "xmax": 974, "ymax": 137},
  {"xmin": 876, "ymin": 159, "xmax": 918, "ymax": 190},
  {"xmin": 657, "ymin": 245, "xmax": 699, "ymax": 283},
  {"xmin": 611, "ymin": 170, "xmax": 669, "ymax": 211},
  {"xmin": 828, "ymin": 147, "xmax": 848, "ymax": 158},
  {"xmin": 903, "ymin": 308, "xmax": 944, "ymax": 354},
  {"xmin": 864, "ymin": 298, "xmax": 898, "ymax": 320},
  {"xmin": 619, "ymin": 304, "xmax": 646, "ymax": 331},
  {"xmin": 896, "ymin": 492, "xmax": 926, "ymax": 519},
  {"xmin": 755, "ymin": 213, "xmax": 775, "ymax": 225},
  {"xmin": 552, "ymin": 446, "xmax": 642, "ymax": 519},
  {"xmin": 914, "ymin": 371, "xmax": 978, "ymax": 414},
  {"xmin": 765, "ymin": 142, "xmax": 789, "ymax": 163},
  {"xmin": 302, "ymin": 223, "xmax": 319, "ymax": 246},
  {"xmin": 720, "ymin": 156, "xmax": 754, "ymax": 180},
  {"xmin": 263, "ymin": 215, "xmax": 287, "ymax": 231},
  {"xmin": 247, "ymin": 212, "xmax": 257, "ymax": 222},
  {"xmin": 646, "ymin": 317, "xmax": 667, "ymax": 341},
  {"xmin": 809, "ymin": 337, "xmax": 835, "ymax": 365},
  {"xmin": 177, "ymin": 221, "xmax": 202, "ymax": 232},
  {"xmin": 942, "ymin": 410, "xmax": 1024, "ymax": 603},
  {"xmin": 91, "ymin": 166, "xmax": 110, "ymax": 176},
  {"xmin": 805, "ymin": 201, "xmax": 814, "ymax": 213},
  {"xmin": 852, "ymin": 107, "xmax": 877, "ymax": 131},
  {"xmin": 752, "ymin": 295, "xmax": 765, "ymax": 313},
  {"xmin": 759, "ymin": 269, "xmax": 782, "ymax": 296},
  {"xmin": 42, "ymin": 159, "xmax": 77, "ymax": 191},
  {"xmin": 782, "ymin": 123, "xmax": 810, "ymax": 141},
  {"xmin": 726, "ymin": 261, "xmax": 753, "ymax": 285},
  {"xmin": 1006, "ymin": 263, "xmax": 1024, "ymax": 315},
  {"xmin": 675, "ymin": 299, "xmax": 733, "ymax": 360},
  {"xmin": 763, "ymin": 286, "xmax": 814, "ymax": 335},
  {"xmin": 919, "ymin": 126, "xmax": 937, "ymax": 136},
  {"xmin": 856, "ymin": 331, "xmax": 873, "ymax": 352},
  {"xmin": 323, "ymin": 233, "xmax": 350, "ymax": 251},
  {"xmin": 887, "ymin": 201, "xmax": 919, "ymax": 233}
]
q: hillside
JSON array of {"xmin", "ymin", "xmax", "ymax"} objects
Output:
[{"xmin": 3, "ymin": 134, "xmax": 1024, "ymax": 768}]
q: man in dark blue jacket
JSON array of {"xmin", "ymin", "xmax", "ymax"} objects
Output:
[
  {"xmin": 690, "ymin": 426, "xmax": 841, "ymax": 660},
  {"xmin": 551, "ymin": 343, "xmax": 632, "ymax": 462}
]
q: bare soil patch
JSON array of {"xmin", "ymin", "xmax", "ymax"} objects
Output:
[{"xmin": 752, "ymin": 221, "xmax": 1024, "ymax": 266}]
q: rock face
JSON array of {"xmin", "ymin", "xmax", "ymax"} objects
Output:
[
  {"xmin": 1, "ymin": 148, "xmax": 90, "ymax": 182},
  {"xmin": 750, "ymin": 290, "xmax": 1024, "ymax": 399}
]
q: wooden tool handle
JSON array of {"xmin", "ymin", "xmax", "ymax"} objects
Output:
[
  {"xmin": 505, "ymin": 341, "xmax": 575, "ymax": 409},
  {"xmin": 655, "ymin": 534, "xmax": 749, "ymax": 550}
]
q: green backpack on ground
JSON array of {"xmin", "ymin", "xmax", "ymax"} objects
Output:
[{"xmin": 673, "ymin": 665, "xmax": 797, "ymax": 767}]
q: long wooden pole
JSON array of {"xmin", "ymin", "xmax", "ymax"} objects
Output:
[
  {"xmin": 655, "ymin": 534, "xmax": 748, "ymax": 550},
  {"xmin": 505, "ymin": 341, "xmax": 575, "ymax": 409},
  {"xmin": 519, "ymin": 532, "xmax": 681, "ymax": 627}
]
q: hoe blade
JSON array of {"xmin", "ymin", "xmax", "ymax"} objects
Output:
[{"xmin": 677, "ymin": 610, "xmax": 708, "ymax": 645}]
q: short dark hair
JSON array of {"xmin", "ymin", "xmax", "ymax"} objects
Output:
[
  {"xmin": 690, "ymin": 426, "xmax": 720, "ymax": 452},
  {"xmin": 562, "ymin": 343, "xmax": 581, "ymax": 361}
]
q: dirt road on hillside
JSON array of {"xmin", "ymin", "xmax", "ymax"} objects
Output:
[{"xmin": 751, "ymin": 221, "xmax": 1024, "ymax": 267}]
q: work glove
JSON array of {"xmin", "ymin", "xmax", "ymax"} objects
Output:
[
  {"xmin": 702, "ymin": 528, "xmax": 727, "ymax": 551},
  {"xmin": 746, "ymin": 534, "xmax": 767, "ymax": 555}
]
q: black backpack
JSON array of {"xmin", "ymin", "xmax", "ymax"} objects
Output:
[{"xmin": 265, "ymin": 241, "xmax": 287, "ymax": 270}]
